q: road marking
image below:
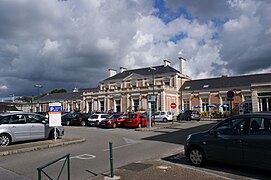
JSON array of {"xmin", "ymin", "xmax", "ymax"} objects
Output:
[
  {"xmin": 104, "ymin": 137, "xmax": 141, "ymax": 151},
  {"xmin": 123, "ymin": 137, "xmax": 141, "ymax": 144},
  {"xmin": 104, "ymin": 143, "xmax": 135, "ymax": 151},
  {"xmin": 60, "ymin": 154, "xmax": 96, "ymax": 161},
  {"xmin": 73, "ymin": 154, "xmax": 96, "ymax": 160}
]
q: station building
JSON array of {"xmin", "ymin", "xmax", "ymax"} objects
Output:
[
  {"xmin": 83, "ymin": 58, "xmax": 188, "ymax": 114},
  {"xmin": 34, "ymin": 58, "xmax": 271, "ymax": 116}
]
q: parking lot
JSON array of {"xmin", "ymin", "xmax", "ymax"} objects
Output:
[{"xmin": 1, "ymin": 121, "xmax": 270, "ymax": 179}]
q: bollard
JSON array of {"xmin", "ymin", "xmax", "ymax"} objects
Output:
[{"xmin": 109, "ymin": 142, "xmax": 114, "ymax": 178}]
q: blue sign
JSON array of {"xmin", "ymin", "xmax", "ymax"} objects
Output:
[{"xmin": 49, "ymin": 106, "xmax": 62, "ymax": 112}]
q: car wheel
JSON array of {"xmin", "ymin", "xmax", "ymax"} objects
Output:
[
  {"xmin": 49, "ymin": 130, "xmax": 59, "ymax": 140},
  {"xmin": 163, "ymin": 118, "xmax": 168, "ymax": 123},
  {"xmin": 187, "ymin": 117, "xmax": 191, "ymax": 121},
  {"xmin": 66, "ymin": 120, "xmax": 71, "ymax": 126},
  {"xmin": 81, "ymin": 121, "xmax": 86, "ymax": 126},
  {"xmin": 138, "ymin": 123, "xmax": 142, "ymax": 128},
  {"xmin": 0, "ymin": 134, "xmax": 11, "ymax": 147},
  {"xmin": 112, "ymin": 123, "xmax": 117, "ymax": 128},
  {"xmin": 189, "ymin": 147, "xmax": 205, "ymax": 166}
]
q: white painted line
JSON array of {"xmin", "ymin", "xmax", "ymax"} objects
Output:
[
  {"xmin": 104, "ymin": 137, "xmax": 142, "ymax": 151},
  {"xmin": 60, "ymin": 154, "xmax": 96, "ymax": 161},
  {"xmin": 123, "ymin": 137, "xmax": 141, "ymax": 144},
  {"xmin": 74, "ymin": 154, "xmax": 96, "ymax": 160},
  {"xmin": 103, "ymin": 143, "xmax": 135, "ymax": 152}
]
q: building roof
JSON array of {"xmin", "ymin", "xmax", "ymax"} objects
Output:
[
  {"xmin": 102, "ymin": 65, "xmax": 181, "ymax": 82},
  {"xmin": 38, "ymin": 92, "xmax": 83, "ymax": 103},
  {"xmin": 182, "ymin": 73, "xmax": 271, "ymax": 91},
  {"xmin": 78, "ymin": 87, "xmax": 99, "ymax": 92}
]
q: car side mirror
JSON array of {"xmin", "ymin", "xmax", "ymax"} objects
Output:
[
  {"xmin": 209, "ymin": 129, "xmax": 217, "ymax": 136},
  {"xmin": 42, "ymin": 120, "xmax": 46, "ymax": 124}
]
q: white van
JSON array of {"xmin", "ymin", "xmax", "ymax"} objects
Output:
[{"xmin": 153, "ymin": 111, "xmax": 173, "ymax": 122}]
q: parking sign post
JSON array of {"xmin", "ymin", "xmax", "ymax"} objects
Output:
[
  {"xmin": 48, "ymin": 103, "xmax": 62, "ymax": 142},
  {"xmin": 170, "ymin": 103, "xmax": 177, "ymax": 124},
  {"xmin": 147, "ymin": 96, "xmax": 155, "ymax": 128}
]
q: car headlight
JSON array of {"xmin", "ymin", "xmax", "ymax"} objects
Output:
[
  {"xmin": 108, "ymin": 120, "xmax": 111, "ymax": 124},
  {"xmin": 186, "ymin": 134, "xmax": 191, "ymax": 141}
]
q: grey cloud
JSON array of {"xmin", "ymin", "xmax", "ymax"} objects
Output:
[
  {"xmin": 1, "ymin": 0, "xmax": 271, "ymax": 98},
  {"xmin": 0, "ymin": 0, "xmax": 151, "ymax": 97}
]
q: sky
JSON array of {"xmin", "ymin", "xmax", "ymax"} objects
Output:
[{"xmin": 0, "ymin": 0, "xmax": 271, "ymax": 98}]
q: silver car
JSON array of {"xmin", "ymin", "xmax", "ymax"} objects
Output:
[
  {"xmin": 153, "ymin": 111, "xmax": 173, "ymax": 122},
  {"xmin": 0, "ymin": 112, "xmax": 64, "ymax": 146}
]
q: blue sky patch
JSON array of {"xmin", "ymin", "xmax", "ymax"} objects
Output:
[
  {"xmin": 153, "ymin": 0, "xmax": 193, "ymax": 24},
  {"xmin": 169, "ymin": 32, "xmax": 188, "ymax": 43}
]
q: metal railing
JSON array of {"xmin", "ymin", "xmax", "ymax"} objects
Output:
[{"xmin": 37, "ymin": 154, "xmax": 70, "ymax": 180}]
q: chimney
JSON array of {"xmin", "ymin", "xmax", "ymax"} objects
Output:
[
  {"xmin": 108, "ymin": 69, "xmax": 117, "ymax": 77},
  {"xmin": 179, "ymin": 57, "xmax": 186, "ymax": 74},
  {"xmin": 163, "ymin": 59, "xmax": 171, "ymax": 67},
  {"xmin": 120, "ymin": 67, "xmax": 127, "ymax": 73},
  {"xmin": 73, "ymin": 87, "xmax": 79, "ymax": 92}
]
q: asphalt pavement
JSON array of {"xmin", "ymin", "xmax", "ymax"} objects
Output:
[{"xmin": 2, "ymin": 120, "xmax": 258, "ymax": 180}]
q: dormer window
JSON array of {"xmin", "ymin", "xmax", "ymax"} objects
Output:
[
  {"xmin": 131, "ymin": 81, "xmax": 136, "ymax": 87},
  {"xmin": 185, "ymin": 86, "xmax": 190, "ymax": 90},
  {"xmin": 163, "ymin": 78, "xmax": 170, "ymax": 86},
  {"xmin": 116, "ymin": 82, "xmax": 122, "ymax": 89},
  {"xmin": 203, "ymin": 84, "xmax": 209, "ymax": 88}
]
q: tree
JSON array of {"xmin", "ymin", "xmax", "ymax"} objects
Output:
[{"xmin": 49, "ymin": 89, "xmax": 67, "ymax": 94}]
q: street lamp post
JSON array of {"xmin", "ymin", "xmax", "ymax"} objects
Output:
[
  {"xmin": 150, "ymin": 67, "xmax": 156, "ymax": 125},
  {"xmin": 34, "ymin": 84, "xmax": 43, "ymax": 112},
  {"xmin": 9, "ymin": 94, "xmax": 14, "ymax": 102},
  {"xmin": 179, "ymin": 57, "xmax": 186, "ymax": 114},
  {"xmin": 180, "ymin": 76, "xmax": 183, "ymax": 112}
]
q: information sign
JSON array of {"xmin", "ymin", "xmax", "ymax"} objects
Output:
[
  {"xmin": 147, "ymin": 95, "xmax": 156, "ymax": 102},
  {"xmin": 49, "ymin": 103, "xmax": 62, "ymax": 127}
]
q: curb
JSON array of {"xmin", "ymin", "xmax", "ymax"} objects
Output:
[
  {"xmin": 135, "ymin": 123, "xmax": 179, "ymax": 131},
  {"xmin": 0, "ymin": 138, "xmax": 86, "ymax": 156}
]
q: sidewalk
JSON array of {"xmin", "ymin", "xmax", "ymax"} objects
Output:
[
  {"xmin": 92, "ymin": 159, "xmax": 225, "ymax": 180},
  {"xmin": 0, "ymin": 137, "xmax": 85, "ymax": 156}
]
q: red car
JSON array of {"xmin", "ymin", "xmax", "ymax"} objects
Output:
[
  {"xmin": 124, "ymin": 113, "xmax": 154, "ymax": 128},
  {"xmin": 61, "ymin": 112, "xmax": 90, "ymax": 126},
  {"xmin": 99, "ymin": 114, "xmax": 127, "ymax": 128}
]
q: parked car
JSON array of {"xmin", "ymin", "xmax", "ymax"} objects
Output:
[
  {"xmin": 153, "ymin": 111, "xmax": 173, "ymax": 122},
  {"xmin": 124, "ymin": 113, "xmax": 153, "ymax": 128},
  {"xmin": 88, "ymin": 113, "xmax": 109, "ymax": 126},
  {"xmin": 177, "ymin": 110, "xmax": 201, "ymax": 121},
  {"xmin": 184, "ymin": 113, "xmax": 271, "ymax": 170},
  {"xmin": 61, "ymin": 112, "xmax": 90, "ymax": 126},
  {"xmin": 99, "ymin": 114, "xmax": 128, "ymax": 128},
  {"xmin": 0, "ymin": 112, "xmax": 64, "ymax": 146}
]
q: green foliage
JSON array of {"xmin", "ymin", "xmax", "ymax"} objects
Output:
[
  {"xmin": 17, "ymin": 96, "xmax": 32, "ymax": 102},
  {"xmin": 49, "ymin": 89, "xmax": 67, "ymax": 94}
]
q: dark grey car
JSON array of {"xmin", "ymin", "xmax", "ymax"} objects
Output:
[
  {"xmin": 0, "ymin": 112, "xmax": 64, "ymax": 146},
  {"xmin": 184, "ymin": 113, "xmax": 271, "ymax": 170}
]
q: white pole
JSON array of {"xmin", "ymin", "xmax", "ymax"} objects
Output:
[
  {"xmin": 54, "ymin": 127, "xmax": 57, "ymax": 142},
  {"xmin": 148, "ymin": 102, "xmax": 152, "ymax": 128}
]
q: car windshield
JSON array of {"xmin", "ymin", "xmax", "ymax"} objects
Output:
[
  {"xmin": 183, "ymin": 111, "xmax": 192, "ymax": 114},
  {"xmin": 109, "ymin": 114, "xmax": 119, "ymax": 119},
  {"xmin": 128, "ymin": 114, "xmax": 137, "ymax": 118},
  {"xmin": 0, "ymin": 116, "xmax": 5, "ymax": 124},
  {"xmin": 90, "ymin": 115, "xmax": 99, "ymax": 119}
]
